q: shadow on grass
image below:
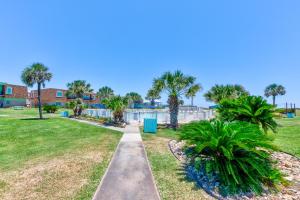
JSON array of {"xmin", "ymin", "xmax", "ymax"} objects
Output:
[{"xmin": 20, "ymin": 118, "xmax": 50, "ymax": 121}]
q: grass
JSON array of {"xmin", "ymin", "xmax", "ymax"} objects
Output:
[
  {"xmin": 142, "ymin": 130, "xmax": 208, "ymax": 200},
  {"xmin": 274, "ymin": 117, "xmax": 300, "ymax": 157},
  {"xmin": 142, "ymin": 116, "xmax": 300, "ymax": 199},
  {"xmin": 0, "ymin": 108, "xmax": 122, "ymax": 200}
]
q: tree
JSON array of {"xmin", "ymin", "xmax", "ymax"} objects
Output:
[
  {"xmin": 218, "ymin": 96, "xmax": 277, "ymax": 133},
  {"xmin": 150, "ymin": 70, "xmax": 200, "ymax": 129},
  {"xmin": 264, "ymin": 84, "xmax": 286, "ymax": 106},
  {"xmin": 66, "ymin": 80, "xmax": 93, "ymax": 116},
  {"xmin": 204, "ymin": 84, "xmax": 249, "ymax": 103},
  {"xmin": 102, "ymin": 95, "xmax": 129, "ymax": 123},
  {"xmin": 21, "ymin": 63, "xmax": 52, "ymax": 119},
  {"xmin": 186, "ymin": 84, "xmax": 202, "ymax": 106},
  {"xmin": 97, "ymin": 86, "xmax": 114, "ymax": 103},
  {"xmin": 125, "ymin": 92, "xmax": 143, "ymax": 105},
  {"xmin": 145, "ymin": 89, "xmax": 161, "ymax": 106}
]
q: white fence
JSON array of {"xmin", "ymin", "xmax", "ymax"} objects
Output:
[{"xmin": 83, "ymin": 108, "xmax": 214, "ymax": 124}]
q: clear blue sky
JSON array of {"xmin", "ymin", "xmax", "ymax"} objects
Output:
[{"xmin": 0, "ymin": 0, "xmax": 299, "ymax": 107}]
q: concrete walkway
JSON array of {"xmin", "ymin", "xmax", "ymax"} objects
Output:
[{"xmin": 92, "ymin": 125, "xmax": 160, "ymax": 200}]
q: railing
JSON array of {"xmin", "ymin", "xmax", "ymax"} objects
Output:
[{"xmin": 83, "ymin": 108, "xmax": 214, "ymax": 124}]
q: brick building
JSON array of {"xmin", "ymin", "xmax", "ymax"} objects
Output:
[
  {"xmin": 0, "ymin": 82, "xmax": 28, "ymax": 108},
  {"xmin": 29, "ymin": 88, "xmax": 100, "ymax": 107}
]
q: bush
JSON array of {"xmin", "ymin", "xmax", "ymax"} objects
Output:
[
  {"xmin": 43, "ymin": 105, "xmax": 58, "ymax": 113},
  {"xmin": 217, "ymin": 96, "xmax": 277, "ymax": 133},
  {"xmin": 180, "ymin": 120, "xmax": 283, "ymax": 196}
]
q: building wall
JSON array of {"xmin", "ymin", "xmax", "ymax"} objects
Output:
[
  {"xmin": 30, "ymin": 88, "xmax": 68, "ymax": 107},
  {"xmin": 0, "ymin": 84, "xmax": 28, "ymax": 108},
  {"xmin": 29, "ymin": 88, "xmax": 100, "ymax": 107}
]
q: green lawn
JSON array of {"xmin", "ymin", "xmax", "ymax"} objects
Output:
[
  {"xmin": 0, "ymin": 108, "xmax": 122, "ymax": 200},
  {"xmin": 143, "ymin": 116, "xmax": 300, "ymax": 200},
  {"xmin": 143, "ymin": 130, "xmax": 208, "ymax": 200},
  {"xmin": 274, "ymin": 117, "xmax": 300, "ymax": 157}
]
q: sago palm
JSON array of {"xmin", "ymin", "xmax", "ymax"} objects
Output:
[
  {"xmin": 151, "ymin": 70, "xmax": 200, "ymax": 129},
  {"xmin": 218, "ymin": 96, "xmax": 277, "ymax": 133},
  {"xmin": 21, "ymin": 63, "xmax": 52, "ymax": 119},
  {"xmin": 180, "ymin": 120, "xmax": 282, "ymax": 196}
]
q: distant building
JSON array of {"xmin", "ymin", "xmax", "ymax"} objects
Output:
[
  {"xmin": 0, "ymin": 82, "xmax": 28, "ymax": 108},
  {"xmin": 29, "ymin": 88, "xmax": 100, "ymax": 107}
]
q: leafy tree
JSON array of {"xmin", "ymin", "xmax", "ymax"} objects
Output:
[
  {"xmin": 180, "ymin": 120, "xmax": 282, "ymax": 196},
  {"xmin": 150, "ymin": 70, "xmax": 200, "ymax": 129},
  {"xmin": 66, "ymin": 80, "xmax": 93, "ymax": 99},
  {"xmin": 204, "ymin": 84, "xmax": 249, "ymax": 103},
  {"xmin": 102, "ymin": 95, "xmax": 129, "ymax": 123},
  {"xmin": 21, "ymin": 63, "xmax": 52, "ymax": 119},
  {"xmin": 66, "ymin": 80, "xmax": 93, "ymax": 116},
  {"xmin": 97, "ymin": 86, "xmax": 114, "ymax": 103},
  {"xmin": 218, "ymin": 96, "xmax": 277, "ymax": 133},
  {"xmin": 145, "ymin": 89, "xmax": 161, "ymax": 106},
  {"xmin": 264, "ymin": 84, "xmax": 286, "ymax": 106},
  {"xmin": 125, "ymin": 92, "xmax": 143, "ymax": 105},
  {"xmin": 186, "ymin": 84, "xmax": 202, "ymax": 106}
]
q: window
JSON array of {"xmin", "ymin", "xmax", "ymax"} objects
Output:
[
  {"xmin": 56, "ymin": 91, "xmax": 63, "ymax": 97},
  {"xmin": 6, "ymin": 87, "xmax": 12, "ymax": 95}
]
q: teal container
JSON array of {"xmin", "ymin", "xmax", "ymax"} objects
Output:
[
  {"xmin": 144, "ymin": 118, "xmax": 157, "ymax": 133},
  {"xmin": 61, "ymin": 111, "xmax": 69, "ymax": 117},
  {"xmin": 287, "ymin": 112, "xmax": 295, "ymax": 118}
]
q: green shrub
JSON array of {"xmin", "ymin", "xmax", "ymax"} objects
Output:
[
  {"xmin": 180, "ymin": 120, "xmax": 283, "ymax": 196},
  {"xmin": 217, "ymin": 96, "xmax": 277, "ymax": 133},
  {"xmin": 43, "ymin": 105, "xmax": 58, "ymax": 113}
]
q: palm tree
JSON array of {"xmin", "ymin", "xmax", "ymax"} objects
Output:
[
  {"xmin": 264, "ymin": 84, "xmax": 286, "ymax": 106},
  {"xmin": 97, "ymin": 86, "xmax": 114, "ymax": 103},
  {"xmin": 21, "ymin": 63, "xmax": 52, "ymax": 119},
  {"xmin": 125, "ymin": 92, "xmax": 143, "ymax": 106},
  {"xmin": 151, "ymin": 70, "xmax": 200, "ymax": 129},
  {"xmin": 102, "ymin": 95, "xmax": 129, "ymax": 123},
  {"xmin": 145, "ymin": 89, "xmax": 161, "ymax": 106},
  {"xmin": 204, "ymin": 84, "xmax": 249, "ymax": 103},
  {"xmin": 66, "ymin": 80, "xmax": 93, "ymax": 116},
  {"xmin": 186, "ymin": 84, "xmax": 202, "ymax": 106}
]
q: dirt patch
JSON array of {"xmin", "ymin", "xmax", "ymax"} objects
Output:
[
  {"xmin": 0, "ymin": 150, "xmax": 103, "ymax": 200},
  {"xmin": 143, "ymin": 136, "xmax": 170, "ymax": 154}
]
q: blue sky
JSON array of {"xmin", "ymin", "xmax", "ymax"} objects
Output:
[{"xmin": 0, "ymin": 0, "xmax": 299, "ymax": 107}]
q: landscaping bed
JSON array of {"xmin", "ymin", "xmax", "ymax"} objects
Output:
[{"xmin": 169, "ymin": 140, "xmax": 300, "ymax": 200}]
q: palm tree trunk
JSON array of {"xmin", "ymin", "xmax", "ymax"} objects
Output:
[
  {"xmin": 169, "ymin": 96, "xmax": 179, "ymax": 130},
  {"xmin": 191, "ymin": 97, "xmax": 194, "ymax": 106},
  {"xmin": 37, "ymin": 83, "xmax": 43, "ymax": 119},
  {"xmin": 272, "ymin": 95, "xmax": 276, "ymax": 107}
]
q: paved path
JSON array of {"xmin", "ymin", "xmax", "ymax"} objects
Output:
[{"xmin": 92, "ymin": 125, "xmax": 160, "ymax": 200}]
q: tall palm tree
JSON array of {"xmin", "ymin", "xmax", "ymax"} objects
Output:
[
  {"xmin": 97, "ymin": 86, "xmax": 114, "ymax": 103},
  {"xmin": 145, "ymin": 89, "xmax": 161, "ymax": 106},
  {"xmin": 125, "ymin": 92, "xmax": 143, "ymax": 105},
  {"xmin": 204, "ymin": 84, "xmax": 249, "ymax": 103},
  {"xmin": 66, "ymin": 80, "xmax": 93, "ymax": 99},
  {"xmin": 66, "ymin": 80, "xmax": 93, "ymax": 116},
  {"xmin": 186, "ymin": 84, "xmax": 202, "ymax": 106},
  {"xmin": 264, "ymin": 84, "xmax": 286, "ymax": 106},
  {"xmin": 21, "ymin": 63, "xmax": 52, "ymax": 119},
  {"xmin": 151, "ymin": 70, "xmax": 200, "ymax": 129}
]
